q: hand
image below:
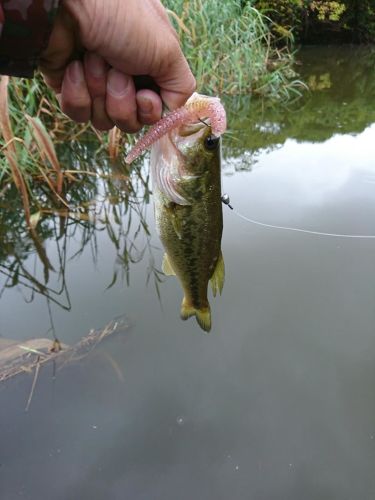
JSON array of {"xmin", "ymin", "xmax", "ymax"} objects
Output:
[{"xmin": 39, "ymin": 0, "xmax": 196, "ymax": 132}]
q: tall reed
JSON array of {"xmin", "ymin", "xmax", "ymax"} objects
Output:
[{"xmin": 165, "ymin": 0, "xmax": 302, "ymax": 98}]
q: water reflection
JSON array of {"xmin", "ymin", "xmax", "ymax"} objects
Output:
[
  {"xmin": 1, "ymin": 46, "xmax": 375, "ymax": 500},
  {"xmin": 0, "ymin": 165, "xmax": 162, "ymax": 316},
  {"xmin": 223, "ymin": 45, "xmax": 375, "ymax": 167}
]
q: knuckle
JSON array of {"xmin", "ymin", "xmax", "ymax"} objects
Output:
[
  {"xmin": 61, "ymin": 100, "xmax": 90, "ymax": 123},
  {"xmin": 92, "ymin": 118, "xmax": 113, "ymax": 131},
  {"xmin": 138, "ymin": 113, "xmax": 158, "ymax": 126},
  {"xmin": 106, "ymin": 107, "xmax": 140, "ymax": 133},
  {"xmin": 115, "ymin": 121, "xmax": 141, "ymax": 134},
  {"xmin": 61, "ymin": 88, "xmax": 91, "ymax": 111},
  {"xmin": 187, "ymin": 74, "xmax": 197, "ymax": 94}
]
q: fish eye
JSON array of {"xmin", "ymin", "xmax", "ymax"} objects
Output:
[{"xmin": 204, "ymin": 135, "xmax": 220, "ymax": 151}]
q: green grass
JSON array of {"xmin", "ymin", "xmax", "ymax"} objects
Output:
[
  {"xmin": 0, "ymin": 75, "xmax": 135, "ymax": 221},
  {"xmin": 165, "ymin": 0, "xmax": 303, "ymax": 98}
]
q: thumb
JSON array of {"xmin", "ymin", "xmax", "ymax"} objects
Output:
[
  {"xmin": 156, "ymin": 53, "xmax": 196, "ymax": 110},
  {"xmin": 39, "ymin": 9, "xmax": 77, "ymax": 92}
]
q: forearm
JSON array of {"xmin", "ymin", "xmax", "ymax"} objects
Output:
[{"xmin": 0, "ymin": 0, "xmax": 60, "ymax": 77}]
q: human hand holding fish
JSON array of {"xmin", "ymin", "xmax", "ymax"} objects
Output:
[
  {"xmin": 126, "ymin": 93, "xmax": 227, "ymax": 332},
  {"xmin": 40, "ymin": 0, "xmax": 196, "ymax": 132}
]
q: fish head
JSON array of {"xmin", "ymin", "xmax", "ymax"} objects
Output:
[
  {"xmin": 172, "ymin": 120, "xmax": 221, "ymax": 171},
  {"xmin": 151, "ymin": 119, "xmax": 222, "ymax": 205}
]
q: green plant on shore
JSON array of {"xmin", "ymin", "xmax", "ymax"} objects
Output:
[
  {"xmin": 0, "ymin": 75, "xmax": 133, "ymax": 223},
  {"xmin": 253, "ymin": 0, "xmax": 375, "ymax": 42},
  {"xmin": 165, "ymin": 0, "xmax": 302, "ymax": 98}
]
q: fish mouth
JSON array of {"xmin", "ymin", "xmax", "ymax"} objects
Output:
[
  {"xmin": 171, "ymin": 119, "xmax": 211, "ymax": 150},
  {"xmin": 178, "ymin": 120, "xmax": 210, "ymax": 137}
]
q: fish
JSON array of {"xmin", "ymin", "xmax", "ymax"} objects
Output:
[{"xmin": 126, "ymin": 93, "xmax": 226, "ymax": 332}]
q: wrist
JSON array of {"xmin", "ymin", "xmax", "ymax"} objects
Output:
[
  {"xmin": 61, "ymin": 0, "xmax": 123, "ymax": 54},
  {"xmin": 61, "ymin": 0, "xmax": 97, "ymax": 41},
  {"xmin": 0, "ymin": 0, "xmax": 61, "ymax": 77}
]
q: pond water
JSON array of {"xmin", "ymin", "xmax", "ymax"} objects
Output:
[{"xmin": 1, "ymin": 46, "xmax": 375, "ymax": 500}]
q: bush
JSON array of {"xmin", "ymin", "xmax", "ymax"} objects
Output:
[{"xmin": 251, "ymin": 0, "xmax": 375, "ymax": 43}]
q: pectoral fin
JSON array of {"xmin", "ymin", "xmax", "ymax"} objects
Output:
[
  {"xmin": 165, "ymin": 203, "xmax": 183, "ymax": 239},
  {"xmin": 210, "ymin": 251, "xmax": 225, "ymax": 297},
  {"xmin": 162, "ymin": 253, "xmax": 176, "ymax": 276}
]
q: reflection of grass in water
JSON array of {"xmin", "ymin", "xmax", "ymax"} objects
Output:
[
  {"xmin": 222, "ymin": 47, "xmax": 375, "ymax": 168},
  {"xmin": 0, "ymin": 164, "xmax": 164, "ymax": 315}
]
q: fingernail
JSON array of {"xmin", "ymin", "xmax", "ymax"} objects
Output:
[
  {"xmin": 68, "ymin": 61, "xmax": 84, "ymax": 84},
  {"xmin": 86, "ymin": 53, "xmax": 104, "ymax": 78},
  {"xmin": 137, "ymin": 95, "xmax": 153, "ymax": 114},
  {"xmin": 107, "ymin": 70, "xmax": 129, "ymax": 98}
]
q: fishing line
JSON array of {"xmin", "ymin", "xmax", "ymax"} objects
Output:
[
  {"xmin": 198, "ymin": 118, "xmax": 210, "ymax": 127},
  {"xmin": 221, "ymin": 194, "xmax": 375, "ymax": 240}
]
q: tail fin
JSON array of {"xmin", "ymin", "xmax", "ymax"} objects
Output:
[{"xmin": 180, "ymin": 296, "xmax": 211, "ymax": 333}]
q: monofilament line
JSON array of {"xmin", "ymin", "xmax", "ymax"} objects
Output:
[{"xmin": 233, "ymin": 210, "xmax": 375, "ymax": 240}]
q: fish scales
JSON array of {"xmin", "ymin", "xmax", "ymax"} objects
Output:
[{"xmin": 151, "ymin": 114, "xmax": 224, "ymax": 332}]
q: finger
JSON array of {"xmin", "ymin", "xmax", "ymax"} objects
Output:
[
  {"xmin": 136, "ymin": 89, "xmax": 163, "ymax": 125},
  {"xmin": 155, "ymin": 49, "xmax": 196, "ymax": 110},
  {"xmin": 39, "ymin": 8, "xmax": 76, "ymax": 93},
  {"xmin": 43, "ymin": 74, "xmax": 65, "ymax": 94},
  {"xmin": 61, "ymin": 60, "xmax": 91, "ymax": 123},
  {"xmin": 84, "ymin": 52, "xmax": 113, "ymax": 130},
  {"xmin": 106, "ymin": 69, "xmax": 141, "ymax": 133},
  {"xmin": 91, "ymin": 97, "xmax": 114, "ymax": 130}
]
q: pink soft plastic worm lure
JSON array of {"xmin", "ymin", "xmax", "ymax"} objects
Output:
[{"xmin": 125, "ymin": 93, "xmax": 226, "ymax": 164}]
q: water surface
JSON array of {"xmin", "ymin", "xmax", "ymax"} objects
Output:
[{"xmin": 1, "ymin": 46, "xmax": 375, "ymax": 500}]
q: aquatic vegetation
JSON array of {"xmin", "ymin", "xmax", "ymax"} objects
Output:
[{"xmin": 0, "ymin": 316, "xmax": 129, "ymax": 388}]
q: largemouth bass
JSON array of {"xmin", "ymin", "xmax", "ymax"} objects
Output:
[{"xmin": 150, "ymin": 115, "xmax": 225, "ymax": 332}]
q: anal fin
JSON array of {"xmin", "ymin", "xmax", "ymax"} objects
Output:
[
  {"xmin": 210, "ymin": 251, "xmax": 225, "ymax": 297},
  {"xmin": 162, "ymin": 253, "xmax": 176, "ymax": 276}
]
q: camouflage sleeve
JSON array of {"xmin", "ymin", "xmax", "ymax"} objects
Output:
[
  {"xmin": 0, "ymin": 0, "xmax": 60, "ymax": 77},
  {"xmin": 0, "ymin": 6, "xmax": 4, "ymax": 37}
]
